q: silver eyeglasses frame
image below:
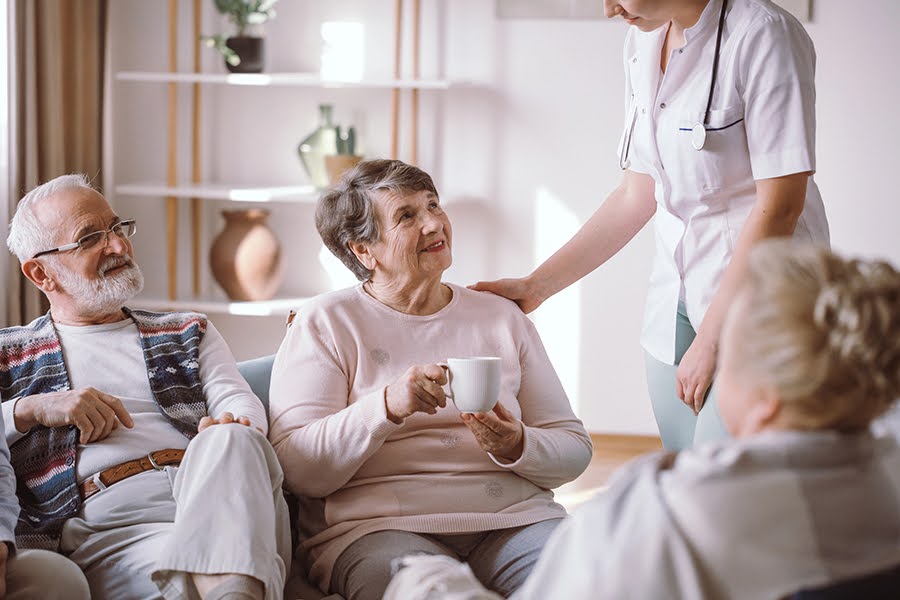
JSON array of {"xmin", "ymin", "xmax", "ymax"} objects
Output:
[{"xmin": 32, "ymin": 219, "xmax": 137, "ymax": 259}]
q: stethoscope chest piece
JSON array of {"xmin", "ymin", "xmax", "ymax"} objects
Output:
[{"xmin": 691, "ymin": 122, "xmax": 707, "ymax": 151}]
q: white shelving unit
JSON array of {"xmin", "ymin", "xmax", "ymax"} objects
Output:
[
  {"xmin": 117, "ymin": 71, "xmax": 463, "ymax": 90},
  {"xmin": 112, "ymin": 1, "xmax": 454, "ymax": 316},
  {"xmin": 130, "ymin": 295, "xmax": 310, "ymax": 317},
  {"xmin": 116, "ymin": 183, "xmax": 318, "ymax": 204}
]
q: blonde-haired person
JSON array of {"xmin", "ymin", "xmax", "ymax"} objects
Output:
[{"xmin": 386, "ymin": 241, "xmax": 900, "ymax": 600}]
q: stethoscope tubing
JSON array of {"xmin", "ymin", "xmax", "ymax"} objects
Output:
[
  {"xmin": 619, "ymin": 0, "xmax": 730, "ymax": 167},
  {"xmin": 702, "ymin": 0, "xmax": 729, "ymax": 127},
  {"xmin": 679, "ymin": 117, "xmax": 743, "ymax": 133}
]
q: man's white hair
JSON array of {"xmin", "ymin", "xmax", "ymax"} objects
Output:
[{"xmin": 6, "ymin": 174, "xmax": 95, "ymax": 262}]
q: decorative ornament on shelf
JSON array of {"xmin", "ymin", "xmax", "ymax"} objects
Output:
[
  {"xmin": 201, "ymin": 0, "xmax": 277, "ymax": 74},
  {"xmin": 209, "ymin": 209, "xmax": 284, "ymax": 301},
  {"xmin": 298, "ymin": 104, "xmax": 363, "ymax": 189}
]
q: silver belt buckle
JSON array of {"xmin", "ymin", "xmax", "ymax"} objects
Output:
[
  {"xmin": 91, "ymin": 471, "xmax": 108, "ymax": 491},
  {"xmin": 147, "ymin": 451, "xmax": 165, "ymax": 470}
]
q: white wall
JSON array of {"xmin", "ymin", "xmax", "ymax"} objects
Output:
[
  {"xmin": 803, "ymin": 1, "xmax": 900, "ymax": 264},
  {"xmin": 107, "ymin": 1, "xmax": 900, "ymax": 435}
]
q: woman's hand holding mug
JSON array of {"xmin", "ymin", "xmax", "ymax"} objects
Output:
[
  {"xmin": 441, "ymin": 356, "xmax": 523, "ymax": 461},
  {"xmin": 384, "ymin": 364, "xmax": 448, "ymax": 424},
  {"xmin": 461, "ymin": 403, "xmax": 524, "ymax": 462}
]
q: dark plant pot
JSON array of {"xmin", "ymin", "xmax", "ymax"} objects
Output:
[{"xmin": 225, "ymin": 36, "xmax": 265, "ymax": 73}]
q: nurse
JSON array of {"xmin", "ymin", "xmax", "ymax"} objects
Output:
[{"xmin": 473, "ymin": 0, "xmax": 830, "ymax": 449}]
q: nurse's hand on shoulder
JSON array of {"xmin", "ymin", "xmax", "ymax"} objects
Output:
[
  {"xmin": 384, "ymin": 364, "xmax": 449, "ymax": 424},
  {"xmin": 469, "ymin": 276, "xmax": 544, "ymax": 314},
  {"xmin": 676, "ymin": 333, "xmax": 718, "ymax": 415}
]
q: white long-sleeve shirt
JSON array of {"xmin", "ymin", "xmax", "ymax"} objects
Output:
[{"xmin": 2, "ymin": 318, "xmax": 265, "ymax": 483}]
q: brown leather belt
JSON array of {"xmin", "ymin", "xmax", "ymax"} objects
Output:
[{"xmin": 79, "ymin": 449, "xmax": 185, "ymax": 501}]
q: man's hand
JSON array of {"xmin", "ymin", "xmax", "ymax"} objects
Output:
[
  {"xmin": 461, "ymin": 402, "xmax": 524, "ymax": 461},
  {"xmin": 15, "ymin": 389, "xmax": 134, "ymax": 444},
  {"xmin": 198, "ymin": 412, "xmax": 257, "ymax": 433}
]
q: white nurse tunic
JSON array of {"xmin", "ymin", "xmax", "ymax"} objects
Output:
[{"xmin": 619, "ymin": 0, "xmax": 830, "ymax": 364}]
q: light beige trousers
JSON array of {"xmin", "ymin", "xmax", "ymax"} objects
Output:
[
  {"xmin": 6, "ymin": 548, "xmax": 90, "ymax": 599},
  {"xmin": 61, "ymin": 425, "xmax": 292, "ymax": 600}
]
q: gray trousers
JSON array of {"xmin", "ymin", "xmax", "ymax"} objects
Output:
[
  {"xmin": 61, "ymin": 425, "xmax": 292, "ymax": 600},
  {"xmin": 331, "ymin": 519, "xmax": 563, "ymax": 600},
  {"xmin": 5, "ymin": 549, "xmax": 90, "ymax": 599}
]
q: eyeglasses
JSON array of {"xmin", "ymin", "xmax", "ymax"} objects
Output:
[{"xmin": 32, "ymin": 219, "xmax": 137, "ymax": 259}]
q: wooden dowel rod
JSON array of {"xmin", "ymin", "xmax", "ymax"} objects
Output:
[
  {"xmin": 166, "ymin": 0, "xmax": 179, "ymax": 301},
  {"xmin": 191, "ymin": 0, "xmax": 202, "ymax": 297},
  {"xmin": 410, "ymin": 0, "xmax": 420, "ymax": 165},
  {"xmin": 390, "ymin": 0, "xmax": 403, "ymax": 159}
]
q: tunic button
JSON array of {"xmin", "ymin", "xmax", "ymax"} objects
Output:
[
  {"xmin": 660, "ymin": 102, "xmax": 667, "ymax": 109},
  {"xmin": 632, "ymin": 57, "xmax": 637, "ymax": 63},
  {"xmin": 678, "ymin": 49, "xmax": 684, "ymax": 54},
  {"xmin": 65, "ymin": 456, "xmax": 74, "ymax": 466},
  {"xmin": 642, "ymin": 108, "xmax": 647, "ymax": 114}
]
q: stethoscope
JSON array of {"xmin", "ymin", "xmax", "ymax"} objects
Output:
[{"xmin": 618, "ymin": 0, "xmax": 728, "ymax": 170}]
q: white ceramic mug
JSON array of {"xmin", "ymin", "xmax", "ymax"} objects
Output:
[{"xmin": 442, "ymin": 357, "xmax": 502, "ymax": 413}]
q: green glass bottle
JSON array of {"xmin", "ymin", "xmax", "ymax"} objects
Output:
[{"xmin": 298, "ymin": 104, "xmax": 339, "ymax": 189}]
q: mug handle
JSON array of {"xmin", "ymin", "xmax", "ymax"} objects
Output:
[{"xmin": 437, "ymin": 363, "xmax": 453, "ymax": 400}]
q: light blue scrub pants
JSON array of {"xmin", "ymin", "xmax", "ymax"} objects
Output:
[{"xmin": 643, "ymin": 302, "xmax": 730, "ymax": 450}]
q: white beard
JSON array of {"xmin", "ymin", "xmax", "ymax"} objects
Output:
[{"xmin": 54, "ymin": 254, "xmax": 145, "ymax": 316}]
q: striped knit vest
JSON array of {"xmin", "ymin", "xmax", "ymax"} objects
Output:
[{"xmin": 0, "ymin": 309, "xmax": 207, "ymax": 550}]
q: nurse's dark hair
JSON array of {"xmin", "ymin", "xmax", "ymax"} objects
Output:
[
  {"xmin": 315, "ymin": 159, "xmax": 439, "ymax": 281},
  {"xmin": 734, "ymin": 240, "xmax": 900, "ymax": 431}
]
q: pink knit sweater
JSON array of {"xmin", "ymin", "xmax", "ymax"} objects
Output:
[{"xmin": 269, "ymin": 283, "xmax": 593, "ymax": 591}]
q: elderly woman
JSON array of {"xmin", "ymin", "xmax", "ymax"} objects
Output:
[
  {"xmin": 387, "ymin": 241, "xmax": 900, "ymax": 599},
  {"xmin": 268, "ymin": 159, "xmax": 593, "ymax": 600}
]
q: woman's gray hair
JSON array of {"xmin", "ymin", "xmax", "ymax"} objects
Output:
[
  {"xmin": 734, "ymin": 240, "xmax": 900, "ymax": 432},
  {"xmin": 315, "ymin": 159, "xmax": 438, "ymax": 281},
  {"xmin": 7, "ymin": 174, "xmax": 95, "ymax": 262}
]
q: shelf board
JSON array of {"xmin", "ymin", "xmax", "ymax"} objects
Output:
[
  {"xmin": 115, "ymin": 183, "xmax": 319, "ymax": 203},
  {"xmin": 116, "ymin": 71, "xmax": 461, "ymax": 90},
  {"xmin": 130, "ymin": 296, "xmax": 310, "ymax": 317}
]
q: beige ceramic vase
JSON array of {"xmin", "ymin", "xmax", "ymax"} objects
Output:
[{"xmin": 209, "ymin": 209, "xmax": 284, "ymax": 301}]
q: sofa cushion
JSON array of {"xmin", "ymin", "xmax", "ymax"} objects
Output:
[{"xmin": 237, "ymin": 354, "xmax": 275, "ymax": 414}]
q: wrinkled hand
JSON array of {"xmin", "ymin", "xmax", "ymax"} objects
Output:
[
  {"xmin": 384, "ymin": 364, "xmax": 448, "ymax": 424},
  {"xmin": 676, "ymin": 334, "xmax": 718, "ymax": 415},
  {"xmin": 461, "ymin": 402, "xmax": 524, "ymax": 461},
  {"xmin": 468, "ymin": 277, "xmax": 543, "ymax": 314},
  {"xmin": 198, "ymin": 412, "xmax": 257, "ymax": 433},
  {"xmin": 18, "ymin": 388, "xmax": 134, "ymax": 444}
]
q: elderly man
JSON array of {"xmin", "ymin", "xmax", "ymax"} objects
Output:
[{"xmin": 1, "ymin": 174, "xmax": 291, "ymax": 599}]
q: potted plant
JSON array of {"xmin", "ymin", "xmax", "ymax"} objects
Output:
[{"xmin": 203, "ymin": 0, "xmax": 277, "ymax": 73}]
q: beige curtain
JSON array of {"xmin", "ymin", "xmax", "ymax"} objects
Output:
[{"xmin": 6, "ymin": 0, "xmax": 107, "ymax": 325}]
